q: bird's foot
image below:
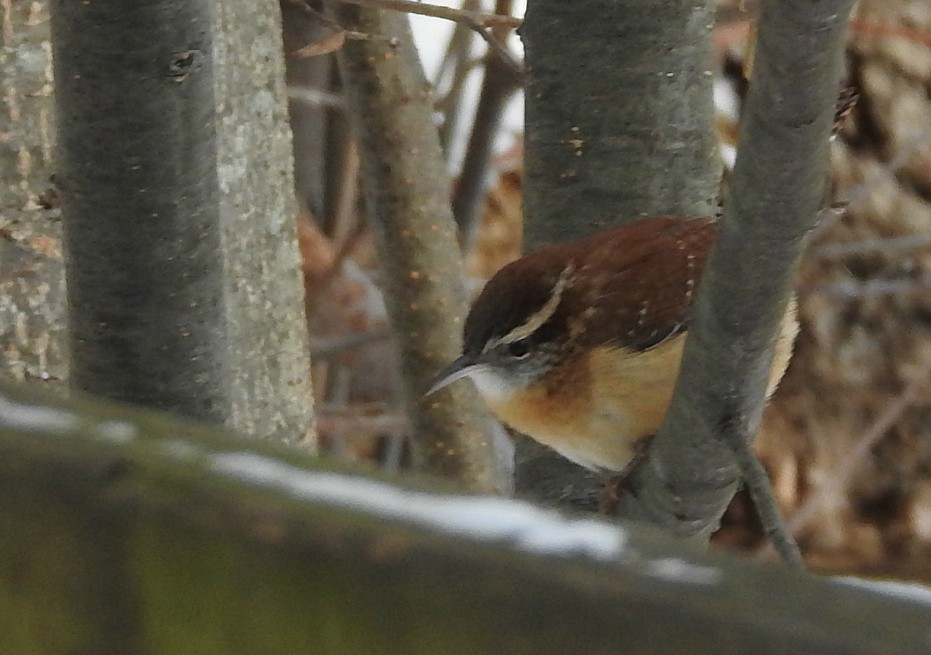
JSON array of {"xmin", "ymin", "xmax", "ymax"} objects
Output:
[
  {"xmin": 598, "ymin": 475, "xmax": 627, "ymax": 516},
  {"xmin": 598, "ymin": 434, "xmax": 655, "ymax": 516}
]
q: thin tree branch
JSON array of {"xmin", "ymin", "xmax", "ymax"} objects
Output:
[
  {"xmin": 452, "ymin": 0, "xmax": 522, "ymax": 244},
  {"xmin": 434, "ymin": 0, "xmax": 482, "ymax": 87},
  {"xmin": 284, "ymin": 0, "xmax": 396, "ymax": 42},
  {"xmin": 719, "ymin": 416, "xmax": 804, "ymax": 569},
  {"xmin": 317, "ymin": 405, "xmax": 409, "ymax": 435},
  {"xmin": 287, "ymin": 85, "xmax": 346, "ymax": 109},
  {"xmin": 328, "ymin": 0, "xmax": 525, "ymax": 78},
  {"xmin": 333, "ymin": 3, "xmax": 509, "ymax": 493},
  {"xmin": 435, "ymin": 3, "xmax": 481, "ymax": 157},
  {"xmin": 617, "ymin": 0, "xmax": 857, "ymax": 540},
  {"xmin": 472, "ymin": 27, "xmax": 525, "ymax": 81},
  {"xmin": 332, "ymin": 0, "xmax": 522, "ymax": 29}
]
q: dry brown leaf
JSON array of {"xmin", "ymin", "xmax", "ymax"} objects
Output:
[{"xmin": 292, "ymin": 30, "xmax": 345, "ymax": 58}]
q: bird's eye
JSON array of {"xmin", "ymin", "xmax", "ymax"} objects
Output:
[{"xmin": 507, "ymin": 339, "xmax": 531, "ymax": 359}]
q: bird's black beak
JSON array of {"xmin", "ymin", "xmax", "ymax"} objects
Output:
[{"xmin": 424, "ymin": 354, "xmax": 487, "ymax": 396}]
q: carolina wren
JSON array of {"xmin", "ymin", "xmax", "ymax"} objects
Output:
[{"xmin": 428, "ymin": 216, "xmax": 798, "ymax": 473}]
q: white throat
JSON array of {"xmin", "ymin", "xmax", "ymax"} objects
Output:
[{"xmin": 468, "ymin": 369, "xmax": 520, "ymax": 402}]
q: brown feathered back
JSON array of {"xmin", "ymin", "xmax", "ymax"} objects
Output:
[{"xmin": 464, "ymin": 217, "xmax": 717, "ymax": 354}]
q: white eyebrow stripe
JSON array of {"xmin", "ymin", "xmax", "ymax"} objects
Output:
[{"xmin": 495, "ymin": 265, "xmax": 573, "ymax": 347}]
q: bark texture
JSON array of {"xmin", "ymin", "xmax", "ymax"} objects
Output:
[
  {"xmin": 334, "ymin": 6, "xmax": 509, "ymax": 492},
  {"xmin": 0, "ymin": 0, "xmax": 68, "ymax": 389},
  {"xmin": 212, "ymin": 0, "xmax": 315, "ymax": 444},
  {"xmin": 522, "ymin": 0, "xmax": 719, "ymax": 248},
  {"xmin": 45, "ymin": 0, "xmax": 313, "ymax": 439},
  {"xmin": 1, "ymin": 381, "xmax": 930, "ymax": 655},
  {"xmin": 518, "ymin": 0, "xmax": 719, "ymax": 507},
  {"xmin": 618, "ymin": 0, "xmax": 857, "ymax": 537}
]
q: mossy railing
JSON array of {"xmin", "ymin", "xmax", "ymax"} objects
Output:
[{"xmin": 1, "ymin": 383, "xmax": 929, "ymax": 654}]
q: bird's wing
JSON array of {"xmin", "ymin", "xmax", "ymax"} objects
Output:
[{"xmin": 569, "ymin": 217, "xmax": 716, "ymax": 352}]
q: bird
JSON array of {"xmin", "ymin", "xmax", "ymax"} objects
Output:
[{"xmin": 427, "ymin": 216, "xmax": 798, "ymax": 475}]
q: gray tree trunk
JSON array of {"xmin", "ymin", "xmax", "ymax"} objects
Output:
[
  {"xmin": 50, "ymin": 0, "xmax": 232, "ymax": 424},
  {"xmin": 518, "ymin": 0, "xmax": 719, "ymax": 507},
  {"xmin": 522, "ymin": 0, "xmax": 719, "ymax": 248},
  {"xmin": 46, "ymin": 0, "xmax": 313, "ymax": 441}
]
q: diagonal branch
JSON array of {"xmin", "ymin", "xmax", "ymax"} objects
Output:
[{"xmin": 617, "ymin": 0, "xmax": 858, "ymax": 540}]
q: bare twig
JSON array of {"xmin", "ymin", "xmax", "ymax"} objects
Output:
[
  {"xmin": 308, "ymin": 224, "xmax": 369, "ymax": 302},
  {"xmin": 719, "ymin": 416, "xmax": 804, "ymax": 569},
  {"xmin": 329, "ymin": 0, "xmax": 524, "ymax": 79},
  {"xmin": 284, "ymin": 0, "xmax": 395, "ymax": 42},
  {"xmin": 287, "ymin": 85, "xmax": 346, "ymax": 110},
  {"xmin": 472, "ymin": 28, "xmax": 524, "ymax": 81},
  {"xmin": 436, "ymin": 25, "xmax": 480, "ymax": 157},
  {"xmin": 329, "ymin": 139, "xmax": 361, "ymax": 250},
  {"xmin": 452, "ymin": 0, "xmax": 521, "ymax": 243},
  {"xmin": 434, "ymin": 0, "xmax": 481, "ymax": 91},
  {"xmin": 850, "ymin": 18, "xmax": 931, "ymax": 48},
  {"xmin": 437, "ymin": 57, "xmax": 483, "ymax": 156},
  {"xmin": 381, "ymin": 431, "xmax": 407, "ymax": 472},
  {"xmin": 332, "ymin": 0, "xmax": 521, "ymax": 29},
  {"xmin": 292, "ymin": 31, "xmax": 347, "ymax": 58}
]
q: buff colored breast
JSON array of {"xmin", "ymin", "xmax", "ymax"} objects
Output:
[{"xmin": 480, "ymin": 298, "xmax": 798, "ymax": 473}]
